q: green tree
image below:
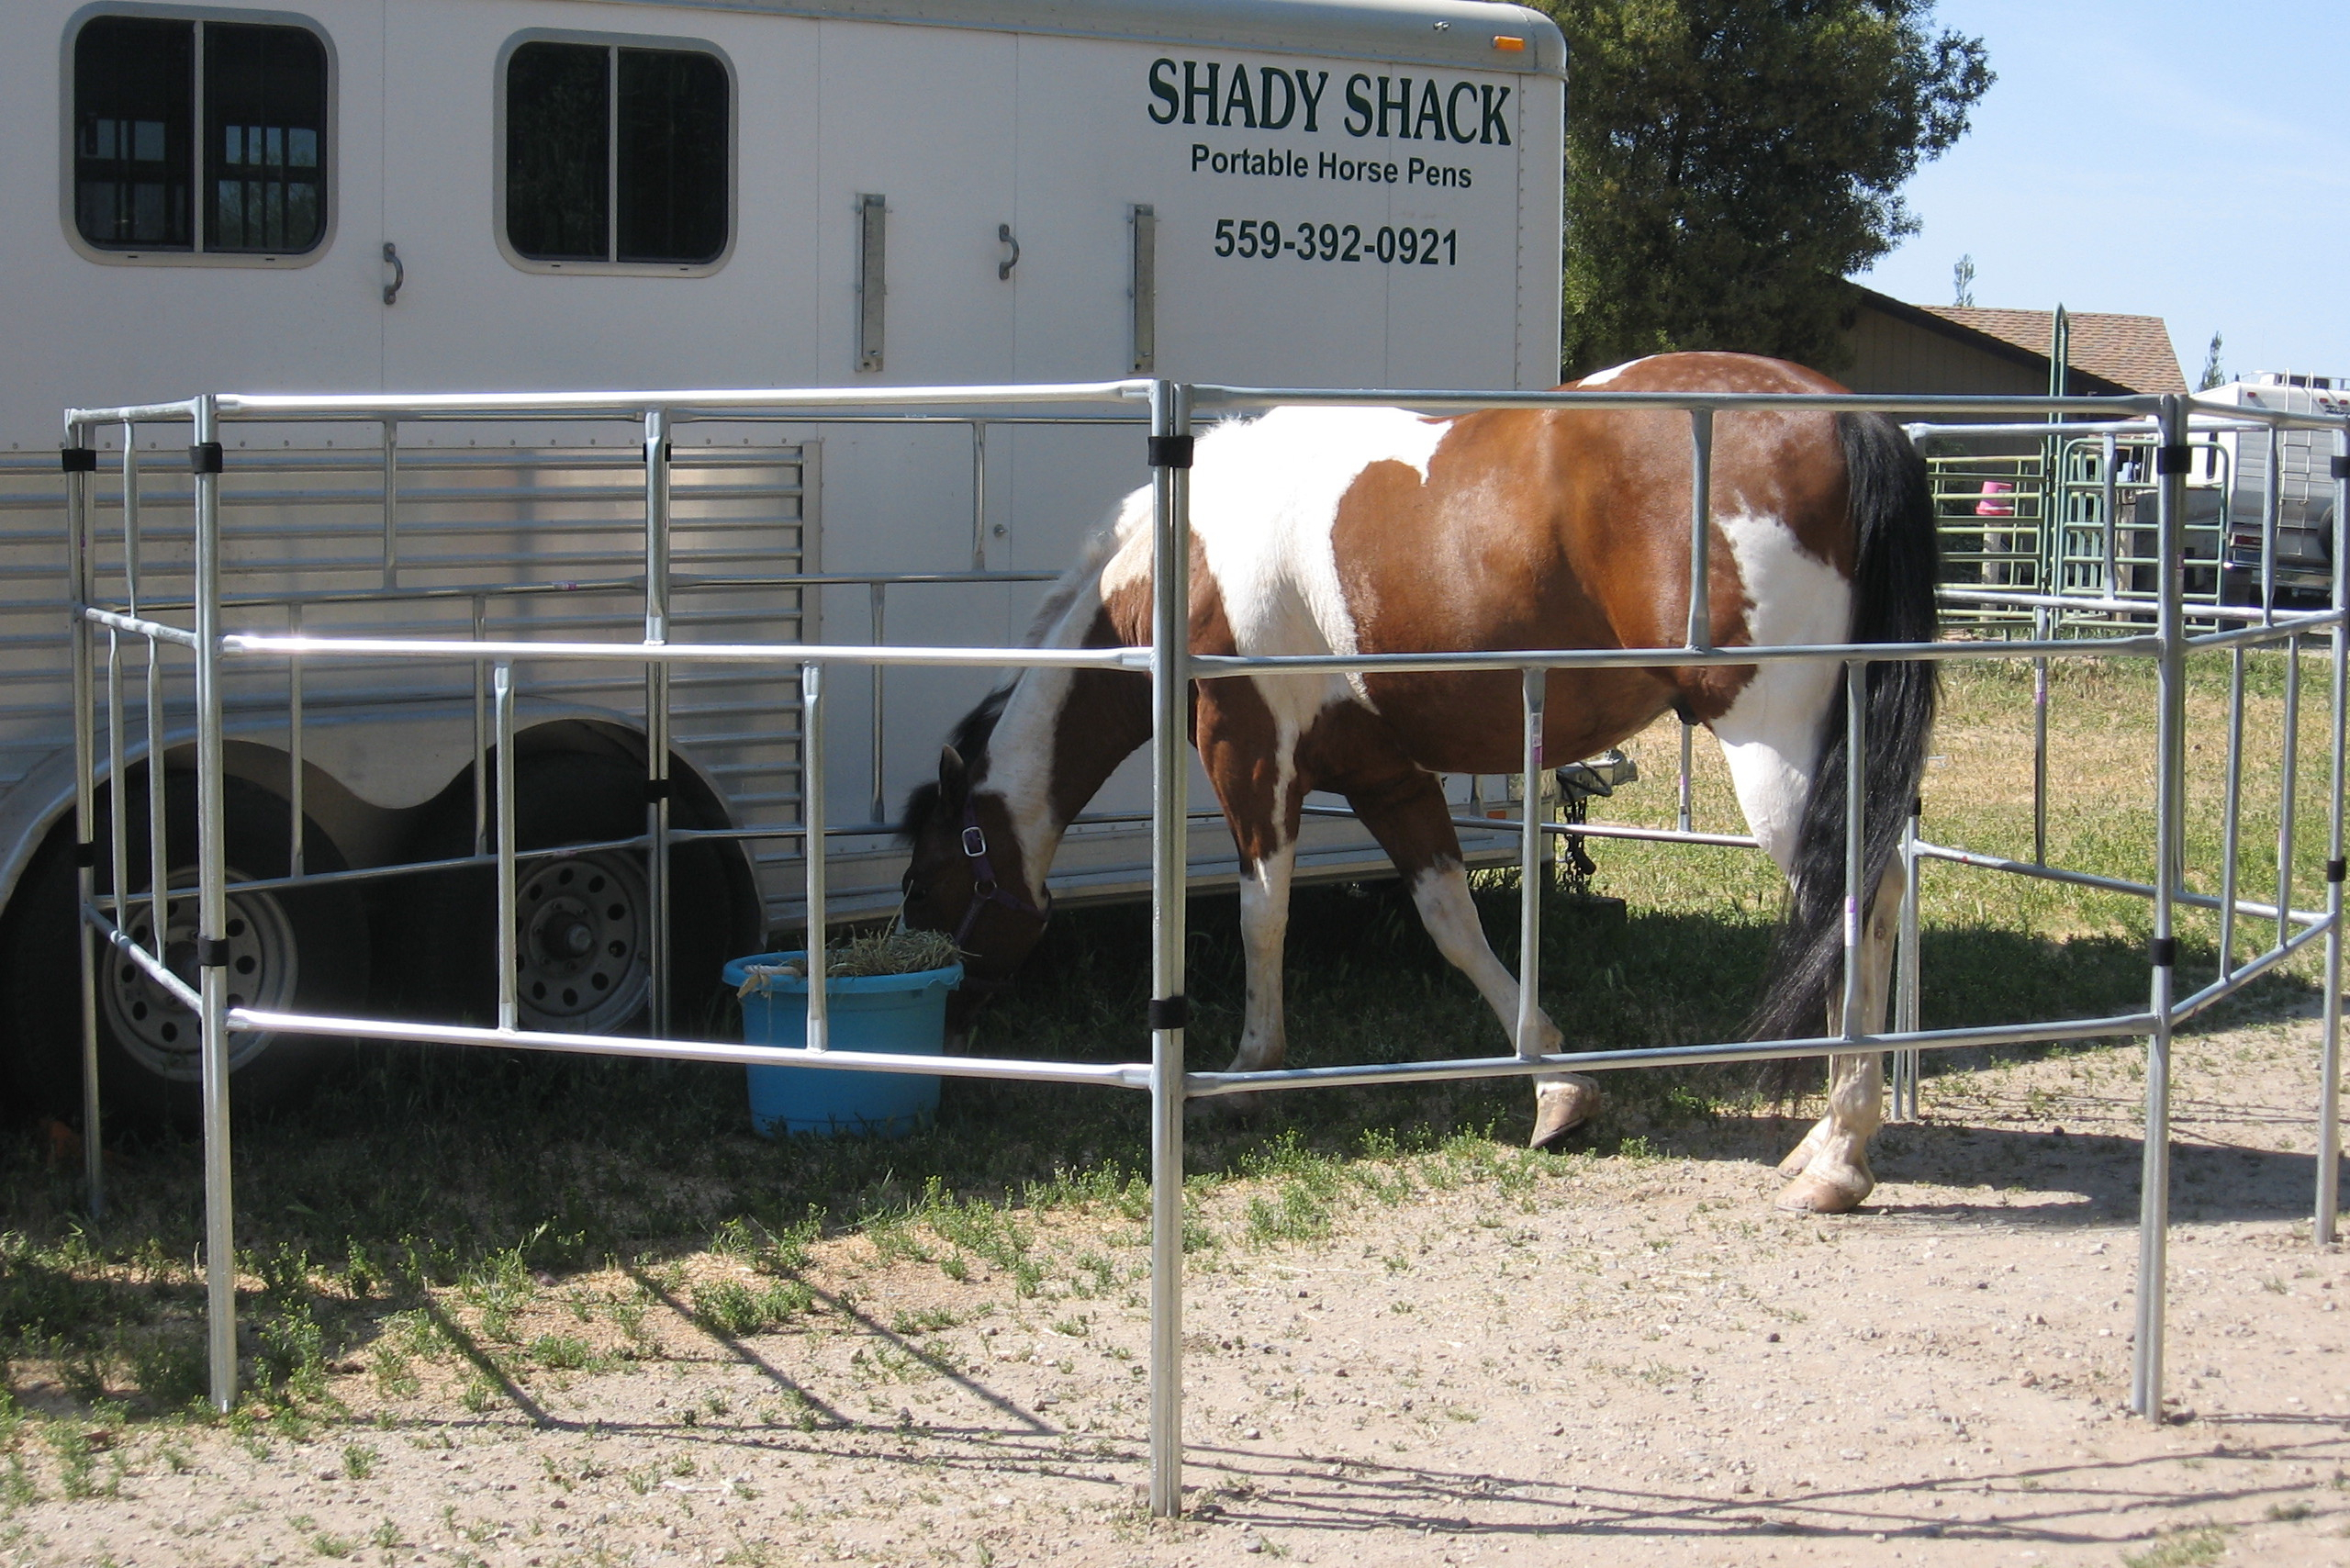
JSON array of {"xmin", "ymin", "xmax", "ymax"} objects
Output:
[
  {"xmin": 1546, "ymin": 0, "xmax": 1992, "ymax": 377},
  {"xmin": 2197, "ymin": 331, "xmax": 2225, "ymax": 390}
]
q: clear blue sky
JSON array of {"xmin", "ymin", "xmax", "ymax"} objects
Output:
[{"xmin": 1853, "ymin": 0, "xmax": 2350, "ymax": 385}]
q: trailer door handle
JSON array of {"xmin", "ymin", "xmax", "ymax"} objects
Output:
[
  {"xmin": 998, "ymin": 223, "xmax": 1020, "ymax": 281},
  {"xmin": 382, "ymin": 241, "xmax": 405, "ymax": 307}
]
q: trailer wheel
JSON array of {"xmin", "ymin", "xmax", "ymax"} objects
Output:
[
  {"xmin": 385, "ymin": 753, "xmax": 755, "ymax": 1036},
  {"xmin": 0, "ymin": 775, "xmax": 370, "ymax": 1127}
]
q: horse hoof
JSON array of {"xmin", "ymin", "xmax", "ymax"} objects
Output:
[
  {"xmin": 1774, "ymin": 1167, "xmax": 1873, "ymax": 1214},
  {"xmin": 1774, "ymin": 1124, "xmax": 1830, "ymax": 1178},
  {"xmin": 1529, "ymin": 1078, "xmax": 1603, "ymax": 1150}
]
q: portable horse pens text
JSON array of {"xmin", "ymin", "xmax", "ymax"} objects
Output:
[{"xmin": 59, "ymin": 370, "xmax": 2350, "ymax": 1518}]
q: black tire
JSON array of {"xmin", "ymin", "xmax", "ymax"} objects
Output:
[
  {"xmin": 0, "ymin": 774, "xmax": 370, "ymax": 1128},
  {"xmin": 382, "ymin": 753, "xmax": 757, "ymax": 1036}
]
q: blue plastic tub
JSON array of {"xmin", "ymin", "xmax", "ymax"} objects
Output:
[{"xmin": 724, "ymin": 951, "xmax": 962, "ymax": 1138}]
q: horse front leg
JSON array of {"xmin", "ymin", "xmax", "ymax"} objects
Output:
[
  {"xmin": 1776, "ymin": 859, "xmax": 1902, "ymax": 1213},
  {"xmin": 1231, "ymin": 839, "xmax": 1297, "ymax": 1073},
  {"xmin": 1404, "ymin": 860, "xmax": 1600, "ymax": 1147}
]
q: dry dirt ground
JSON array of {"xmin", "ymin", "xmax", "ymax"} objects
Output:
[{"xmin": 12, "ymin": 1013, "xmax": 2350, "ymax": 1568}]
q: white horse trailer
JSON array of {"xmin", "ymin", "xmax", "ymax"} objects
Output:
[{"xmin": 0, "ymin": 0, "xmax": 1564, "ymax": 1119}]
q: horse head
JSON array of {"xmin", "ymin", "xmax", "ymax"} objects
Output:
[{"xmin": 898, "ymin": 743, "xmax": 1052, "ymax": 1047}]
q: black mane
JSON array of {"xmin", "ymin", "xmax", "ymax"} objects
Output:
[{"xmin": 897, "ymin": 686, "xmax": 1011, "ymax": 841}]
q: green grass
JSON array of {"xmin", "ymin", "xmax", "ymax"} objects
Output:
[
  {"xmin": 0, "ymin": 650, "xmax": 2333, "ymax": 1423},
  {"xmin": 2122, "ymin": 1525, "xmax": 2231, "ymax": 1567}
]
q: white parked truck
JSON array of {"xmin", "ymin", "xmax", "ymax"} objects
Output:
[
  {"xmin": 2195, "ymin": 375, "xmax": 2346, "ymax": 605},
  {"xmin": 0, "ymin": 0, "xmax": 1566, "ymax": 1121}
]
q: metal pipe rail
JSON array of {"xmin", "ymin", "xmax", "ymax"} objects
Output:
[{"xmin": 62, "ymin": 379, "xmax": 2350, "ymax": 1523}]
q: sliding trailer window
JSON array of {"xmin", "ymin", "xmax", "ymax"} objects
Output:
[
  {"xmin": 500, "ymin": 33, "xmax": 733, "ymax": 274},
  {"xmin": 67, "ymin": 8, "xmax": 332, "ymax": 263}
]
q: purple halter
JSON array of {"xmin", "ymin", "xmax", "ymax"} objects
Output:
[{"xmin": 949, "ymin": 798, "xmax": 1051, "ymax": 992}]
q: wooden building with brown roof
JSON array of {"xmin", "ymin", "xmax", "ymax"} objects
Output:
[{"xmin": 1837, "ymin": 284, "xmax": 2187, "ymax": 398}]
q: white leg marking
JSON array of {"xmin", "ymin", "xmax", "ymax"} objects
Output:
[
  {"xmin": 1231, "ymin": 838, "xmax": 1297, "ymax": 1074},
  {"xmin": 1409, "ymin": 862, "xmax": 1602, "ymax": 1143},
  {"xmin": 1410, "ymin": 860, "xmax": 1555, "ymax": 1050},
  {"xmin": 1778, "ymin": 859, "xmax": 1902, "ymax": 1212}
]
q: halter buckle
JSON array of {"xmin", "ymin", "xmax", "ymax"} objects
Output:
[{"xmin": 961, "ymin": 825, "xmax": 988, "ymax": 857}]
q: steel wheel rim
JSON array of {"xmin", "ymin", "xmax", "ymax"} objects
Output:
[
  {"xmin": 515, "ymin": 850, "xmax": 650, "ymax": 1033},
  {"xmin": 101, "ymin": 878, "xmax": 297, "ymax": 1081}
]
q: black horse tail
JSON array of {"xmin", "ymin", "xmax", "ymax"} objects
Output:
[{"xmin": 1748, "ymin": 412, "xmax": 1941, "ymax": 1046}]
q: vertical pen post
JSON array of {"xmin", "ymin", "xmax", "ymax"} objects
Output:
[
  {"xmin": 2278, "ymin": 633, "xmax": 2303, "ymax": 955},
  {"xmin": 868, "ymin": 582, "xmax": 888, "ymax": 826},
  {"xmin": 1516, "ymin": 666, "xmax": 1546, "ymax": 1058},
  {"xmin": 191, "ymin": 397, "xmax": 236, "ymax": 1414},
  {"xmin": 2218, "ymin": 646, "xmax": 2247, "ymax": 980},
  {"xmin": 970, "ymin": 421, "xmax": 989, "ymax": 570},
  {"xmin": 2314, "ymin": 424, "xmax": 2347, "ymax": 1244},
  {"xmin": 2132, "ymin": 396, "xmax": 2188, "ymax": 1421},
  {"xmin": 1893, "ymin": 804, "xmax": 1922, "ymax": 1120},
  {"xmin": 65, "ymin": 421, "xmax": 102, "ymax": 1215},
  {"xmin": 1146, "ymin": 381, "xmax": 1193, "ymax": 1519},
  {"xmin": 2031, "ymin": 602, "xmax": 2049, "ymax": 867},
  {"xmin": 494, "ymin": 662, "xmax": 519, "ymax": 1034},
  {"xmin": 1676, "ymin": 719, "xmax": 1694, "ymax": 834},
  {"xmin": 801, "ymin": 661, "xmax": 828, "ymax": 1053},
  {"xmin": 1686, "ymin": 409, "xmax": 1714, "ymax": 651},
  {"xmin": 1841, "ymin": 660, "xmax": 1866, "ymax": 1040},
  {"xmin": 643, "ymin": 411, "xmax": 674, "ymax": 1035}
]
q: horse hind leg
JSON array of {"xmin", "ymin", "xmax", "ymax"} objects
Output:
[
  {"xmin": 1775, "ymin": 857, "xmax": 1902, "ymax": 1214},
  {"xmin": 1713, "ymin": 691, "xmax": 1889, "ymax": 1215}
]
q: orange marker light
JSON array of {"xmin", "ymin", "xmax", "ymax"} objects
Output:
[{"xmin": 1492, "ymin": 35, "xmax": 1526, "ymax": 51}]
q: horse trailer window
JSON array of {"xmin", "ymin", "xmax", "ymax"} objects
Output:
[
  {"xmin": 73, "ymin": 17, "xmax": 196, "ymax": 249},
  {"xmin": 71, "ymin": 12, "xmax": 330, "ymax": 259},
  {"xmin": 505, "ymin": 39, "xmax": 730, "ymax": 270},
  {"xmin": 204, "ymin": 23, "xmax": 328, "ymax": 252}
]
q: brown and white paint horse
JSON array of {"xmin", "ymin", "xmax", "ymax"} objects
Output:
[{"xmin": 901, "ymin": 353, "xmax": 1938, "ymax": 1213}]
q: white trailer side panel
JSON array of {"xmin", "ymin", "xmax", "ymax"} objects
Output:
[{"xmin": 1, "ymin": 0, "xmax": 1566, "ymax": 929}]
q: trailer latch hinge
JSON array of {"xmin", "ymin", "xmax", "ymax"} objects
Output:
[
  {"xmin": 2148, "ymin": 935, "xmax": 2178, "ymax": 969},
  {"xmin": 1147, "ymin": 994, "xmax": 1190, "ymax": 1031},
  {"xmin": 61, "ymin": 447, "xmax": 97, "ymax": 474},
  {"xmin": 1147, "ymin": 435, "xmax": 1194, "ymax": 470},
  {"xmin": 2154, "ymin": 444, "xmax": 2192, "ymax": 476},
  {"xmin": 188, "ymin": 442, "xmax": 224, "ymax": 476}
]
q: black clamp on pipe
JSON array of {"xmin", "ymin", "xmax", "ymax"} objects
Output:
[
  {"xmin": 195, "ymin": 936, "xmax": 230, "ymax": 969},
  {"xmin": 61, "ymin": 447, "xmax": 97, "ymax": 474},
  {"xmin": 2328, "ymin": 857, "xmax": 2345, "ymax": 885},
  {"xmin": 1147, "ymin": 994, "xmax": 1190, "ymax": 1031},
  {"xmin": 643, "ymin": 777, "xmax": 673, "ymax": 804},
  {"xmin": 188, "ymin": 442, "xmax": 224, "ymax": 476},
  {"xmin": 2149, "ymin": 935, "xmax": 2179, "ymax": 969},
  {"xmin": 1147, "ymin": 435, "xmax": 1194, "ymax": 470},
  {"xmin": 2154, "ymin": 444, "xmax": 2193, "ymax": 476},
  {"xmin": 2333, "ymin": 455, "xmax": 2348, "ymax": 481}
]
